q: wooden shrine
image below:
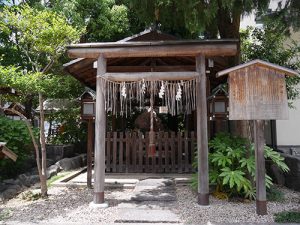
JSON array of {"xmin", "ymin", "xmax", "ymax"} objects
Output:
[
  {"xmin": 217, "ymin": 59, "xmax": 299, "ymax": 215},
  {"xmin": 65, "ymin": 29, "xmax": 238, "ymax": 208}
]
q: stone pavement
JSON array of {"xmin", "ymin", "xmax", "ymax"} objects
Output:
[{"xmin": 115, "ymin": 178, "xmax": 181, "ymax": 224}]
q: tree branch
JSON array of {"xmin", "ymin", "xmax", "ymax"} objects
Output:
[
  {"xmin": 2, "ymin": 107, "xmax": 43, "ymax": 190},
  {"xmin": 41, "ymin": 59, "xmax": 54, "ymax": 74}
]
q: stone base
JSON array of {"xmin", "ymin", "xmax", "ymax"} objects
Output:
[{"xmin": 89, "ymin": 201, "xmax": 108, "ymax": 208}]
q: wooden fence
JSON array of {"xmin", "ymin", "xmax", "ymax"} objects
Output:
[{"xmin": 105, "ymin": 131, "xmax": 196, "ymax": 173}]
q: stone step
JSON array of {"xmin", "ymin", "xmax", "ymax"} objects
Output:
[
  {"xmin": 114, "ymin": 208, "xmax": 181, "ymax": 223},
  {"xmin": 131, "ymin": 178, "xmax": 176, "ymax": 202}
]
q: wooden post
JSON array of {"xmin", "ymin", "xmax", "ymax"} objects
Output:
[
  {"xmin": 93, "ymin": 54, "xmax": 106, "ymax": 204},
  {"xmin": 196, "ymin": 55, "xmax": 209, "ymax": 205},
  {"xmin": 87, "ymin": 119, "xmax": 93, "ymax": 189},
  {"xmin": 254, "ymin": 120, "xmax": 267, "ymax": 215}
]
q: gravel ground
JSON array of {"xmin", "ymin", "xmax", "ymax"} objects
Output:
[
  {"xmin": 174, "ymin": 185, "xmax": 300, "ymax": 224},
  {"xmin": 0, "ymin": 187, "xmax": 133, "ymax": 224},
  {"xmin": 0, "ymin": 183, "xmax": 299, "ymax": 224}
]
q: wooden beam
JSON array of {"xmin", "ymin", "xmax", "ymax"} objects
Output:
[
  {"xmin": 1, "ymin": 146, "xmax": 18, "ymax": 162},
  {"xmin": 93, "ymin": 54, "xmax": 106, "ymax": 204},
  {"xmin": 217, "ymin": 59, "xmax": 299, "ymax": 77},
  {"xmin": 196, "ymin": 55, "xmax": 209, "ymax": 205},
  {"xmin": 106, "ymin": 65, "xmax": 195, "ymax": 72},
  {"xmin": 102, "ymin": 72, "xmax": 198, "ymax": 82},
  {"xmin": 254, "ymin": 120, "xmax": 267, "ymax": 215},
  {"xmin": 68, "ymin": 43, "xmax": 237, "ymax": 59}
]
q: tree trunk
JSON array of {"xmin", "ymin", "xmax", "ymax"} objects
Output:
[
  {"xmin": 24, "ymin": 96, "xmax": 34, "ymax": 124},
  {"xmin": 38, "ymin": 92, "xmax": 48, "ymax": 197},
  {"xmin": 215, "ymin": 2, "xmax": 251, "ymax": 139},
  {"xmin": 0, "ymin": 97, "xmax": 4, "ymax": 116},
  {"xmin": 3, "ymin": 107, "xmax": 46, "ymax": 197}
]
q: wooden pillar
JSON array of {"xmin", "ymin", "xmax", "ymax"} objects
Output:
[
  {"xmin": 196, "ymin": 55, "xmax": 209, "ymax": 205},
  {"xmin": 254, "ymin": 120, "xmax": 267, "ymax": 215},
  {"xmin": 87, "ymin": 119, "xmax": 93, "ymax": 188},
  {"xmin": 94, "ymin": 55, "xmax": 106, "ymax": 204}
]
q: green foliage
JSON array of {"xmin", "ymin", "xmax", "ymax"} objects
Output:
[
  {"xmin": 47, "ymin": 171, "xmax": 71, "ymax": 187},
  {"xmin": 124, "ymin": 0, "xmax": 269, "ymax": 38},
  {"xmin": 0, "ymin": 66, "xmax": 84, "ymax": 101},
  {"xmin": 267, "ymin": 187, "xmax": 285, "ymax": 202},
  {"xmin": 21, "ymin": 190, "xmax": 42, "ymax": 201},
  {"xmin": 47, "ymin": 105, "xmax": 87, "ymax": 145},
  {"xmin": 274, "ymin": 211, "xmax": 300, "ymax": 223},
  {"xmin": 0, "ymin": 4, "xmax": 82, "ymax": 72},
  {"xmin": 0, "ymin": 116, "xmax": 38, "ymax": 180},
  {"xmin": 192, "ymin": 133, "xmax": 289, "ymax": 200},
  {"xmin": 0, "ymin": 3, "xmax": 84, "ymax": 102},
  {"xmin": 43, "ymin": 0, "xmax": 130, "ymax": 42}
]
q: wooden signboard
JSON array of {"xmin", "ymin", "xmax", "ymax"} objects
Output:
[
  {"xmin": 217, "ymin": 59, "xmax": 299, "ymax": 216},
  {"xmin": 217, "ymin": 60, "xmax": 298, "ymax": 120},
  {"xmin": 0, "ymin": 142, "xmax": 18, "ymax": 162}
]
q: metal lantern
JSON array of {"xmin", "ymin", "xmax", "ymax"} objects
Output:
[{"xmin": 80, "ymin": 90, "xmax": 96, "ymax": 120}]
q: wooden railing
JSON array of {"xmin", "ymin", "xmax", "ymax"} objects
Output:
[{"xmin": 105, "ymin": 131, "xmax": 196, "ymax": 173}]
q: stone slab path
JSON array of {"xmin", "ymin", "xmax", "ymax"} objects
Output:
[{"xmin": 115, "ymin": 178, "xmax": 181, "ymax": 224}]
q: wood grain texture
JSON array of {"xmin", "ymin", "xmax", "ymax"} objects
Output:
[
  {"xmin": 228, "ymin": 65, "xmax": 289, "ymax": 120},
  {"xmin": 68, "ymin": 41, "xmax": 237, "ymax": 59},
  {"xmin": 254, "ymin": 120, "xmax": 267, "ymax": 215},
  {"xmin": 87, "ymin": 119, "xmax": 93, "ymax": 188},
  {"xmin": 104, "ymin": 131, "xmax": 196, "ymax": 173},
  {"xmin": 102, "ymin": 72, "xmax": 198, "ymax": 81},
  {"xmin": 196, "ymin": 55, "xmax": 209, "ymax": 205},
  {"xmin": 93, "ymin": 54, "xmax": 106, "ymax": 203}
]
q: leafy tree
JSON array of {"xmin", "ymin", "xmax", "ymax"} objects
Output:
[
  {"xmin": 24, "ymin": 0, "xmax": 132, "ymax": 42},
  {"xmin": 0, "ymin": 4, "xmax": 82, "ymax": 197},
  {"xmin": 257, "ymin": 0, "xmax": 300, "ymax": 36},
  {"xmin": 123, "ymin": 0, "xmax": 270, "ymax": 39}
]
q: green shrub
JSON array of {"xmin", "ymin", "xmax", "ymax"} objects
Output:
[
  {"xmin": 192, "ymin": 133, "xmax": 289, "ymax": 200},
  {"xmin": 47, "ymin": 106, "xmax": 87, "ymax": 145},
  {"xmin": 274, "ymin": 211, "xmax": 300, "ymax": 223},
  {"xmin": 267, "ymin": 187, "xmax": 285, "ymax": 202},
  {"xmin": 0, "ymin": 116, "xmax": 38, "ymax": 180}
]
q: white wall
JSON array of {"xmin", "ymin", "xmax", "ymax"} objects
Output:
[{"xmin": 276, "ymin": 97, "xmax": 300, "ymax": 146}]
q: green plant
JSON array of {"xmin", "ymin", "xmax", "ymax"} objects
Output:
[
  {"xmin": 274, "ymin": 211, "xmax": 300, "ymax": 223},
  {"xmin": 47, "ymin": 171, "xmax": 71, "ymax": 187},
  {"xmin": 267, "ymin": 187, "xmax": 285, "ymax": 202},
  {"xmin": 47, "ymin": 106, "xmax": 87, "ymax": 145},
  {"xmin": 0, "ymin": 116, "xmax": 38, "ymax": 180},
  {"xmin": 192, "ymin": 133, "xmax": 289, "ymax": 200},
  {"xmin": 21, "ymin": 190, "xmax": 42, "ymax": 201}
]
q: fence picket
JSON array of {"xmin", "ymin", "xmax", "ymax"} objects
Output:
[
  {"xmin": 138, "ymin": 132, "xmax": 143, "ymax": 173},
  {"xmin": 119, "ymin": 132, "xmax": 124, "ymax": 172},
  {"xmin": 106, "ymin": 132, "xmax": 111, "ymax": 172},
  {"xmin": 178, "ymin": 132, "xmax": 182, "ymax": 173},
  {"xmin": 104, "ymin": 131, "xmax": 195, "ymax": 173}
]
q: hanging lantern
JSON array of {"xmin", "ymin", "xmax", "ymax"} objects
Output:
[
  {"xmin": 207, "ymin": 84, "xmax": 228, "ymax": 121},
  {"xmin": 80, "ymin": 89, "xmax": 96, "ymax": 120}
]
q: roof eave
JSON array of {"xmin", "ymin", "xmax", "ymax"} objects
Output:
[{"xmin": 217, "ymin": 59, "xmax": 299, "ymax": 77}]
